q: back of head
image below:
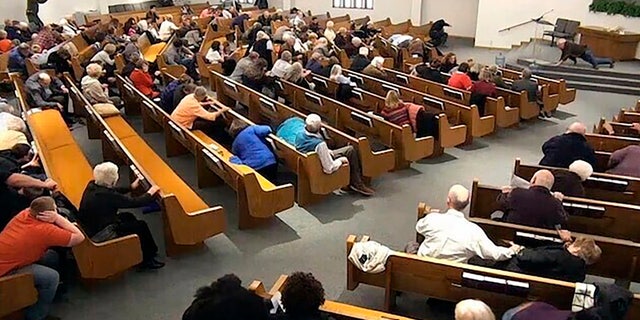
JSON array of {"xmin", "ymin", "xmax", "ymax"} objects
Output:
[
  {"xmin": 10, "ymin": 143, "xmax": 31, "ymax": 160},
  {"xmin": 86, "ymin": 63, "xmax": 103, "ymax": 78},
  {"xmin": 104, "ymin": 43, "xmax": 117, "ymax": 55},
  {"xmin": 326, "ymin": 21, "xmax": 334, "ymax": 29},
  {"xmin": 330, "ymin": 64, "xmax": 342, "ymax": 78},
  {"xmin": 429, "ymin": 58, "xmax": 442, "ymax": 69},
  {"xmin": 567, "ymin": 122, "xmax": 587, "ymax": 136},
  {"xmin": 447, "ymin": 184, "xmax": 470, "ymax": 211},
  {"xmin": 572, "ymin": 237, "xmax": 602, "ymax": 265},
  {"xmin": 228, "ymin": 119, "xmax": 248, "ymax": 139},
  {"xmin": 488, "ymin": 65, "xmax": 498, "ymax": 75},
  {"xmin": 479, "ymin": 69, "xmax": 492, "ymax": 82},
  {"xmin": 352, "ymin": 37, "xmax": 362, "ymax": 46},
  {"xmin": 458, "ymin": 62, "xmax": 470, "ymax": 73},
  {"xmin": 280, "ymin": 50, "xmax": 292, "ymax": 62},
  {"xmin": 183, "ymin": 83, "xmax": 197, "ymax": 94},
  {"xmin": 194, "ymin": 86, "xmax": 208, "ymax": 100},
  {"xmin": 569, "ymin": 160, "xmax": 593, "ymax": 181},
  {"xmin": 179, "ymin": 74, "xmax": 194, "ymax": 85},
  {"xmin": 372, "ymin": 56, "xmax": 384, "ymax": 67},
  {"xmin": 531, "ymin": 169, "xmax": 554, "ymax": 189},
  {"xmin": 281, "ymin": 272, "xmax": 325, "ymax": 318},
  {"xmin": 284, "ymin": 62, "xmax": 303, "ymax": 81},
  {"xmin": 521, "ymin": 67, "xmax": 532, "ymax": 79},
  {"xmin": 248, "ymin": 51, "xmax": 260, "ymax": 60},
  {"xmin": 358, "ymin": 46, "xmax": 369, "ymax": 56},
  {"xmin": 385, "ymin": 90, "xmax": 400, "ymax": 109},
  {"xmin": 305, "ymin": 114, "xmax": 322, "ymax": 133},
  {"xmin": 183, "ymin": 274, "xmax": 268, "ymax": 320},
  {"xmin": 93, "ymin": 162, "xmax": 119, "ymax": 187},
  {"xmin": 455, "ymin": 299, "xmax": 495, "ymax": 320},
  {"xmin": 30, "ymin": 196, "xmax": 56, "ymax": 216}
]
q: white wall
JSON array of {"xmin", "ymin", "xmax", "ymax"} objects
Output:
[
  {"xmin": 421, "ymin": 0, "xmax": 478, "ymax": 38},
  {"xmin": 1, "ymin": 0, "xmax": 100, "ymax": 25},
  {"xmin": 475, "ymin": 0, "xmax": 640, "ymax": 58},
  {"xmin": 290, "ymin": 0, "xmax": 415, "ymax": 24}
]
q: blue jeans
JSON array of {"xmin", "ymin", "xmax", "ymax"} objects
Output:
[
  {"xmin": 10, "ymin": 250, "xmax": 60, "ymax": 320},
  {"xmin": 581, "ymin": 49, "xmax": 612, "ymax": 67}
]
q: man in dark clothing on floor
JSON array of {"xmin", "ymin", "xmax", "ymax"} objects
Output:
[
  {"xmin": 555, "ymin": 39, "xmax": 614, "ymax": 69},
  {"xmin": 539, "ymin": 122, "xmax": 596, "ymax": 168},
  {"xmin": 497, "ymin": 169, "xmax": 568, "ymax": 230}
]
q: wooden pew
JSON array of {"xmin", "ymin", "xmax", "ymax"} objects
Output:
[
  {"xmin": 137, "ymin": 33, "xmax": 165, "ymax": 63},
  {"xmin": 417, "ymin": 202, "xmax": 640, "ymax": 286},
  {"xmin": 210, "ymin": 71, "xmax": 350, "ymax": 206},
  {"xmin": 215, "ymin": 73, "xmax": 397, "ymax": 176},
  {"xmin": 342, "ymin": 69, "xmax": 481, "ymax": 144},
  {"xmin": 586, "ymin": 133, "xmax": 639, "ymax": 153},
  {"xmin": 309, "ymin": 73, "xmax": 437, "ymax": 165},
  {"xmin": 0, "ymin": 274, "xmax": 37, "ymax": 319},
  {"xmin": 498, "ymin": 67, "xmax": 570, "ymax": 108},
  {"xmin": 593, "ymin": 118, "xmax": 639, "ymax": 138},
  {"xmin": 14, "ymin": 73, "xmax": 144, "ymax": 279},
  {"xmin": 65, "ymin": 75, "xmax": 226, "ymax": 256},
  {"xmin": 385, "ymin": 68, "xmax": 522, "ymax": 127},
  {"xmin": 156, "ymin": 34, "xmax": 187, "ymax": 80},
  {"xmin": 616, "ymin": 109, "xmax": 640, "ymax": 124},
  {"xmin": 119, "ymin": 73, "xmax": 295, "ymax": 229},
  {"xmin": 274, "ymin": 79, "xmax": 399, "ymax": 175},
  {"xmin": 84, "ymin": 3, "xmax": 211, "ymax": 24},
  {"xmin": 346, "ymin": 234, "xmax": 640, "ymax": 318},
  {"xmin": 0, "ymin": 52, "xmax": 9, "ymax": 84},
  {"xmin": 469, "ymin": 179, "xmax": 640, "ymax": 242},
  {"xmin": 513, "ymin": 158, "xmax": 640, "ymax": 205},
  {"xmin": 250, "ymin": 275, "xmax": 416, "ymax": 320}
]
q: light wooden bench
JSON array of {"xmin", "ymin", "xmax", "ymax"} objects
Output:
[
  {"xmin": 65, "ymin": 75, "xmax": 226, "ymax": 256},
  {"xmin": 615, "ymin": 109, "xmax": 640, "ymax": 124},
  {"xmin": 346, "ymin": 234, "xmax": 640, "ymax": 318},
  {"xmin": 0, "ymin": 274, "xmax": 37, "ymax": 318},
  {"xmin": 469, "ymin": 179, "xmax": 640, "ymax": 242},
  {"xmin": 0, "ymin": 52, "xmax": 9, "ymax": 83},
  {"xmin": 84, "ymin": 3, "xmax": 210, "ymax": 24},
  {"xmin": 250, "ymin": 275, "xmax": 416, "ymax": 320},
  {"xmin": 274, "ymin": 79, "xmax": 397, "ymax": 176},
  {"xmin": 210, "ymin": 71, "xmax": 350, "ymax": 206},
  {"xmin": 309, "ymin": 73, "xmax": 436, "ymax": 166},
  {"xmin": 417, "ymin": 202, "xmax": 640, "ymax": 287},
  {"xmin": 385, "ymin": 68, "xmax": 522, "ymax": 127},
  {"xmin": 120, "ymin": 73, "xmax": 295, "ymax": 229},
  {"xmin": 513, "ymin": 158, "xmax": 640, "ymax": 205},
  {"xmin": 499, "ymin": 67, "xmax": 572, "ymax": 107},
  {"xmin": 14, "ymin": 74, "xmax": 144, "ymax": 279},
  {"xmin": 156, "ymin": 34, "xmax": 187, "ymax": 80},
  {"xmin": 342, "ymin": 69, "xmax": 480, "ymax": 145},
  {"xmin": 137, "ymin": 33, "xmax": 165, "ymax": 63},
  {"xmin": 586, "ymin": 133, "xmax": 639, "ymax": 172},
  {"xmin": 593, "ymin": 117, "xmax": 638, "ymax": 138}
]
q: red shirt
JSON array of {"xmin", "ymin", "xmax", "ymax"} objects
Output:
[
  {"xmin": 0, "ymin": 39, "xmax": 13, "ymax": 53},
  {"xmin": 130, "ymin": 68, "xmax": 158, "ymax": 98},
  {"xmin": 0, "ymin": 209, "xmax": 71, "ymax": 276},
  {"xmin": 471, "ymin": 80, "xmax": 497, "ymax": 97},
  {"xmin": 448, "ymin": 72, "xmax": 473, "ymax": 91}
]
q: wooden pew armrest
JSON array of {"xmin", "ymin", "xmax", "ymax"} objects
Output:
[
  {"xmin": 163, "ymin": 194, "xmax": 226, "ymax": 245},
  {"xmin": 72, "ymin": 234, "xmax": 143, "ymax": 279},
  {"xmin": 0, "ymin": 273, "xmax": 37, "ymax": 317}
]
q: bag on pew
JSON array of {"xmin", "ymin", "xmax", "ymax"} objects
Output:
[
  {"xmin": 93, "ymin": 103, "xmax": 121, "ymax": 117},
  {"xmin": 348, "ymin": 241, "xmax": 391, "ymax": 274}
]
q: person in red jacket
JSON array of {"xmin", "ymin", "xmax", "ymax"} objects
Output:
[
  {"xmin": 470, "ymin": 69, "xmax": 497, "ymax": 116},
  {"xmin": 447, "ymin": 62, "xmax": 472, "ymax": 90},
  {"xmin": 129, "ymin": 60, "xmax": 159, "ymax": 99}
]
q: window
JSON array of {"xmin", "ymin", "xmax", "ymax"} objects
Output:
[{"xmin": 333, "ymin": 0, "xmax": 374, "ymax": 9}]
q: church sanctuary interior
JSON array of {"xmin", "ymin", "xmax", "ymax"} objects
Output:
[{"xmin": 2, "ymin": 0, "xmax": 640, "ymax": 319}]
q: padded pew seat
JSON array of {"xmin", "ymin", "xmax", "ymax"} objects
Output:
[
  {"xmin": 119, "ymin": 134, "xmax": 208, "ymax": 214},
  {"xmin": 143, "ymin": 43, "xmax": 165, "ymax": 63},
  {"xmin": 105, "ymin": 116, "xmax": 140, "ymax": 140},
  {"xmin": 192, "ymin": 131, "xmax": 277, "ymax": 191},
  {"xmin": 28, "ymin": 111, "xmax": 77, "ymax": 150}
]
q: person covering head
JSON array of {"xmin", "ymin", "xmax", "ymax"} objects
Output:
[{"xmin": 568, "ymin": 160, "xmax": 593, "ymax": 181}]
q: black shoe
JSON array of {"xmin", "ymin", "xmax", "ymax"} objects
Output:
[{"xmin": 138, "ymin": 259, "xmax": 165, "ymax": 271}]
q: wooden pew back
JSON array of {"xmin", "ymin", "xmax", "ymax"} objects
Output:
[
  {"xmin": 470, "ymin": 179, "xmax": 640, "ymax": 242},
  {"xmin": 586, "ymin": 133, "xmax": 639, "ymax": 153}
]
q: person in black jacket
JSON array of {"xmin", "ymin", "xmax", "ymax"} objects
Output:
[
  {"xmin": 412, "ymin": 58, "xmax": 446, "ymax": 84},
  {"xmin": 429, "ymin": 19, "xmax": 450, "ymax": 48},
  {"xmin": 45, "ymin": 47, "xmax": 73, "ymax": 78},
  {"xmin": 254, "ymin": 0, "xmax": 269, "ymax": 9},
  {"xmin": 551, "ymin": 160, "xmax": 593, "ymax": 198},
  {"xmin": 506, "ymin": 235, "xmax": 601, "ymax": 282},
  {"xmin": 77, "ymin": 162, "xmax": 164, "ymax": 270},
  {"xmin": 349, "ymin": 47, "xmax": 370, "ymax": 72},
  {"xmin": 539, "ymin": 122, "xmax": 597, "ymax": 168},
  {"xmin": 26, "ymin": 0, "xmax": 48, "ymax": 30}
]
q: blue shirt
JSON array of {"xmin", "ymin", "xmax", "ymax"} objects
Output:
[{"xmin": 230, "ymin": 125, "xmax": 276, "ymax": 170}]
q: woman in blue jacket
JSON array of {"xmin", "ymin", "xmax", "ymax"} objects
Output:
[{"xmin": 229, "ymin": 120, "xmax": 278, "ymax": 181}]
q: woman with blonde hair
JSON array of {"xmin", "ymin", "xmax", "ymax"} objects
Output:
[{"xmin": 284, "ymin": 62, "xmax": 311, "ymax": 89}]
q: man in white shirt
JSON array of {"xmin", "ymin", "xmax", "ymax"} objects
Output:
[
  {"xmin": 269, "ymin": 51, "xmax": 292, "ymax": 78},
  {"xmin": 295, "ymin": 114, "xmax": 374, "ymax": 196},
  {"xmin": 159, "ymin": 15, "xmax": 180, "ymax": 41},
  {"xmin": 415, "ymin": 185, "xmax": 519, "ymax": 263}
]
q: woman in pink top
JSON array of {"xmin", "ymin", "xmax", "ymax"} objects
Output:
[{"xmin": 170, "ymin": 86, "xmax": 232, "ymax": 146}]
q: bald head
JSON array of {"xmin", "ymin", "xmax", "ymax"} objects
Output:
[
  {"xmin": 531, "ymin": 169, "xmax": 554, "ymax": 190},
  {"xmin": 566, "ymin": 122, "xmax": 587, "ymax": 136},
  {"xmin": 455, "ymin": 299, "xmax": 495, "ymax": 320},
  {"xmin": 447, "ymin": 184, "xmax": 470, "ymax": 211},
  {"xmin": 557, "ymin": 38, "xmax": 567, "ymax": 49}
]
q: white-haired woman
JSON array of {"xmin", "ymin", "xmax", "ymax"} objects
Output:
[
  {"xmin": 77, "ymin": 162, "xmax": 164, "ymax": 270},
  {"xmin": 251, "ymin": 31, "xmax": 274, "ymax": 69},
  {"xmin": 324, "ymin": 21, "xmax": 336, "ymax": 43},
  {"xmin": 81, "ymin": 63, "xmax": 121, "ymax": 107},
  {"xmin": 362, "ymin": 56, "xmax": 388, "ymax": 79},
  {"xmin": 551, "ymin": 160, "xmax": 593, "ymax": 198}
]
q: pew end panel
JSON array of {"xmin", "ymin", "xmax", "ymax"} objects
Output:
[
  {"xmin": 486, "ymin": 96, "xmax": 520, "ymax": 128},
  {"xmin": 161, "ymin": 194, "xmax": 226, "ymax": 255},
  {"xmin": 558, "ymin": 80, "xmax": 577, "ymax": 105},
  {"xmin": 296, "ymin": 154, "xmax": 350, "ymax": 206},
  {"xmin": 72, "ymin": 229, "xmax": 143, "ymax": 280},
  {"xmin": 437, "ymin": 115, "xmax": 467, "ymax": 148},
  {"xmin": 0, "ymin": 274, "xmax": 37, "ymax": 318}
]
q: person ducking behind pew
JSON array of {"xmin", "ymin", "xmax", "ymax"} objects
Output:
[
  {"xmin": 455, "ymin": 299, "xmax": 495, "ymax": 320},
  {"xmin": 539, "ymin": 122, "xmax": 596, "ymax": 168},
  {"xmin": 409, "ymin": 185, "xmax": 520, "ymax": 263},
  {"xmin": 0, "ymin": 196, "xmax": 85, "ymax": 320},
  {"xmin": 228, "ymin": 119, "xmax": 279, "ymax": 181},
  {"xmin": 498, "ymin": 169, "xmax": 568, "ymax": 230},
  {"xmin": 77, "ymin": 162, "xmax": 164, "ymax": 270},
  {"xmin": 170, "ymin": 86, "xmax": 232, "ymax": 146}
]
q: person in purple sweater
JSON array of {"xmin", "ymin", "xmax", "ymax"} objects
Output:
[{"xmin": 607, "ymin": 145, "xmax": 640, "ymax": 178}]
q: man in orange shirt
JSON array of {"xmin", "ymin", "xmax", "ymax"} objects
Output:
[
  {"xmin": 0, "ymin": 30, "xmax": 13, "ymax": 53},
  {"xmin": 170, "ymin": 86, "xmax": 231, "ymax": 145},
  {"xmin": 0, "ymin": 196, "xmax": 85, "ymax": 320},
  {"xmin": 447, "ymin": 62, "xmax": 473, "ymax": 91}
]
